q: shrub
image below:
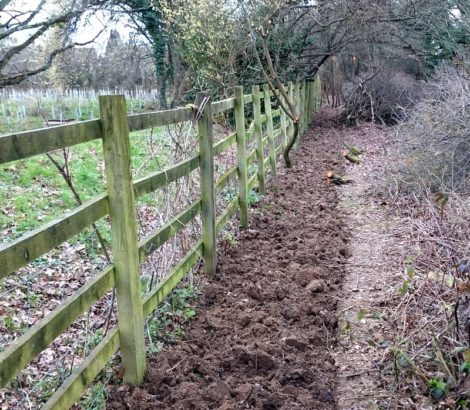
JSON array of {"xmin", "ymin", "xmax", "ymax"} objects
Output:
[
  {"xmin": 341, "ymin": 69, "xmax": 424, "ymax": 125},
  {"xmin": 394, "ymin": 65, "xmax": 470, "ymax": 195}
]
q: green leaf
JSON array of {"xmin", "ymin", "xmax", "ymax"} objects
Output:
[
  {"xmin": 460, "ymin": 362, "xmax": 470, "ymax": 373},
  {"xmin": 3, "ymin": 316, "xmax": 14, "ymax": 330},
  {"xmin": 357, "ymin": 308, "xmax": 367, "ymax": 321},
  {"xmin": 399, "ymin": 279, "xmax": 410, "ymax": 295},
  {"xmin": 367, "ymin": 339, "xmax": 378, "ymax": 347},
  {"xmin": 184, "ymin": 307, "xmax": 196, "ymax": 319}
]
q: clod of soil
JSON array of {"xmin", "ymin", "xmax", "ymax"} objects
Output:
[{"xmin": 107, "ymin": 110, "xmax": 349, "ymax": 409}]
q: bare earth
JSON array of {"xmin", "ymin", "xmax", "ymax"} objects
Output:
[{"xmin": 107, "ymin": 110, "xmax": 415, "ymax": 409}]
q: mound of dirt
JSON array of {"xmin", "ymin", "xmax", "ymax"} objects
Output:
[{"xmin": 107, "ymin": 109, "xmax": 348, "ymax": 409}]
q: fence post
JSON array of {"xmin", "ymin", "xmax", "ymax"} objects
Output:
[
  {"xmin": 263, "ymin": 84, "xmax": 276, "ymax": 176},
  {"xmin": 301, "ymin": 80, "xmax": 307, "ymax": 134},
  {"xmin": 279, "ymin": 90, "xmax": 288, "ymax": 149},
  {"xmin": 99, "ymin": 95, "xmax": 146, "ymax": 385},
  {"xmin": 311, "ymin": 80, "xmax": 316, "ymax": 116},
  {"xmin": 299, "ymin": 81, "xmax": 304, "ymax": 134},
  {"xmin": 288, "ymin": 81, "xmax": 294, "ymax": 136},
  {"xmin": 316, "ymin": 77, "xmax": 322, "ymax": 111},
  {"xmin": 234, "ymin": 86, "xmax": 248, "ymax": 228},
  {"xmin": 310, "ymin": 81, "xmax": 315, "ymax": 122},
  {"xmin": 252, "ymin": 85, "xmax": 265, "ymax": 195},
  {"xmin": 295, "ymin": 82, "xmax": 301, "ymax": 134},
  {"xmin": 306, "ymin": 81, "xmax": 312, "ymax": 124},
  {"xmin": 313, "ymin": 78, "xmax": 318, "ymax": 112},
  {"xmin": 196, "ymin": 92, "xmax": 217, "ymax": 275},
  {"xmin": 297, "ymin": 81, "xmax": 302, "ymax": 134}
]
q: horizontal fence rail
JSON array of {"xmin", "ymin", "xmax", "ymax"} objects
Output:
[
  {"xmin": 0, "ymin": 194, "xmax": 109, "ymax": 279},
  {"xmin": 0, "ymin": 119, "xmax": 103, "ymax": 164},
  {"xmin": 0, "ymin": 77, "xmax": 322, "ymax": 409}
]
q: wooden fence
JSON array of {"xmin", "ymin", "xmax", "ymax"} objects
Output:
[{"xmin": 0, "ymin": 78, "xmax": 321, "ymax": 409}]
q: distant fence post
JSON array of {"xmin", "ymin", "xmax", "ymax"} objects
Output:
[
  {"xmin": 315, "ymin": 77, "xmax": 322, "ymax": 111},
  {"xmin": 312, "ymin": 80, "xmax": 317, "ymax": 115},
  {"xmin": 307, "ymin": 81, "xmax": 314, "ymax": 124},
  {"xmin": 263, "ymin": 84, "xmax": 276, "ymax": 176},
  {"xmin": 295, "ymin": 82, "xmax": 301, "ymax": 134},
  {"xmin": 297, "ymin": 81, "xmax": 303, "ymax": 134},
  {"xmin": 196, "ymin": 92, "xmax": 217, "ymax": 275},
  {"xmin": 299, "ymin": 81, "xmax": 304, "ymax": 134},
  {"xmin": 234, "ymin": 86, "xmax": 249, "ymax": 228},
  {"xmin": 311, "ymin": 80, "xmax": 316, "ymax": 121},
  {"xmin": 99, "ymin": 95, "xmax": 146, "ymax": 385},
  {"xmin": 288, "ymin": 81, "xmax": 294, "ymax": 134},
  {"xmin": 279, "ymin": 90, "xmax": 288, "ymax": 149},
  {"xmin": 252, "ymin": 85, "xmax": 265, "ymax": 195},
  {"xmin": 301, "ymin": 80, "xmax": 307, "ymax": 134}
]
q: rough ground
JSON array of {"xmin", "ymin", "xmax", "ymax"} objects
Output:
[
  {"xmin": 108, "ymin": 110, "xmax": 350, "ymax": 409},
  {"xmin": 332, "ymin": 122, "xmax": 411, "ymax": 409}
]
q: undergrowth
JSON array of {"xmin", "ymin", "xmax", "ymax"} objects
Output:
[
  {"xmin": 384, "ymin": 63, "xmax": 470, "ymax": 407},
  {"xmin": 146, "ymin": 282, "xmax": 201, "ymax": 355}
]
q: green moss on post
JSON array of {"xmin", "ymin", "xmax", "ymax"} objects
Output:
[
  {"xmin": 280, "ymin": 91, "xmax": 288, "ymax": 149},
  {"xmin": 234, "ymin": 86, "xmax": 249, "ymax": 228},
  {"xmin": 288, "ymin": 81, "xmax": 294, "ymax": 135},
  {"xmin": 312, "ymin": 80, "xmax": 316, "ymax": 114},
  {"xmin": 296, "ymin": 82, "xmax": 302, "ymax": 134},
  {"xmin": 301, "ymin": 80, "xmax": 307, "ymax": 134},
  {"xmin": 252, "ymin": 85, "xmax": 265, "ymax": 194},
  {"xmin": 196, "ymin": 92, "xmax": 217, "ymax": 275},
  {"xmin": 315, "ymin": 76, "xmax": 322, "ymax": 111},
  {"xmin": 299, "ymin": 81, "xmax": 304, "ymax": 134},
  {"xmin": 263, "ymin": 84, "xmax": 276, "ymax": 176},
  {"xmin": 295, "ymin": 82, "xmax": 301, "ymax": 134},
  {"xmin": 99, "ymin": 95, "xmax": 146, "ymax": 385},
  {"xmin": 306, "ymin": 81, "xmax": 312, "ymax": 124}
]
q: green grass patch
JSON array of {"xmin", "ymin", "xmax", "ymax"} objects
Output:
[{"xmin": 146, "ymin": 282, "xmax": 200, "ymax": 355}]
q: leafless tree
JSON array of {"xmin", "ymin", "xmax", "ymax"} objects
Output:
[{"xmin": 0, "ymin": 0, "xmax": 111, "ymax": 87}]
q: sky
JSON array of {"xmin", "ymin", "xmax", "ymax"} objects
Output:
[{"xmin": 1, "ymin": 0, "xmax": 137, "ymax": 53}]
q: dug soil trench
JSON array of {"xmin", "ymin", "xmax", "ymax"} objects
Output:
[{"xmin": 108, "ymin": 110, "xmax": 350, "ymax": 409}]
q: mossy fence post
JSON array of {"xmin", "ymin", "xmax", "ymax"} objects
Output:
[
  {"xmin": 99, "ymin": 95, "xmax": 146, "ymax": 385},
  {"xmin": 280, "ymin": 91, "xmax": 288, "ymax": 149},
  {"xmin": 306, "ymin": 80, "xmax": 310, "ymax": 124},
  {"xmin": 299, "ymin": 81, "xmax": 304, "ymax": 134},
  {"xmin": 263, "ymin": 84, "xmax": 276, "ymax": 176},
  {"xmin": 311, "ymin": 80, "xmax": 316, "ymax": 116},
  {"xmin": 234, "ymin": 86, "xmax": 248, "ymax": 228},
  {"xmin": 315, "ymin": 77, "xmax": 321, "ymax": 111},
  {"xmin": 297, "ymin": 81, "xmax": 303, "ymax": 134},
  {"xmin": 295, "ymin": 82, "xmax": 301, "ymax": 133},
  {"xmin": 252, "ymin": 85, "xmax": 265, "ymax": 195},
  {"xmin": 196, "ymin": 92, "xmax": 217, "ymax": 275},
  {"xmin": 306, "ymin": 81, "xmax": 313, "ymax": 124},
  {"xmin": 301, "ymin": 80, "xmax": 307, "ymax": 134},
  {"xmin": 288, "ymin": 81, "xmax": 294, "ymax": 133}
]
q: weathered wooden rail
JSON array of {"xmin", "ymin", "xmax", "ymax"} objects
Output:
[{"xmin": 0, "ymin": 78, "xmax": 322, "ymax": 409}]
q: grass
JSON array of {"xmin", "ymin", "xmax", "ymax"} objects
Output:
[
  {"xmin": 146, "ymin": 282, "xmax": 200, "ymax": 354},
  {"xmin": 0, "ymin": 88, "xmax": 156, "ymax": 134},
  {"xmin": 0, "ymin": 127, "xmax": 171, "ymax": 245},
  {"xmin": 0, "ymin": 89, "xmax": 168, "ymax": 243},
  {"xmin": 80, "ymin": 382, "xmax": 108, "ymax": 410}
]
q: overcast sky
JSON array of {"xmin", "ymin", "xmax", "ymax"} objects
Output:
[{"xmin": 1, "ymin": 0, "xmax": 136, "ymax": 52}]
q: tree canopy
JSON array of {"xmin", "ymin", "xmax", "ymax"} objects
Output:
[{"xmin": 1, "ymin": 0, "xmax": 469, "ymax": 100}]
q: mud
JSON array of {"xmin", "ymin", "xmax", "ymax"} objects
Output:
[{"xmin": 108, "ymin": 110, "xmax": 348, "ymax": 409}]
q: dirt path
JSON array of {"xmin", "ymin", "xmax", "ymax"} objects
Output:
[
  {"xmin": 331, "ymin": 122, "xmax": 407, "ymax": 409},
  {"xmin": 108, "ymin": 110, "xmax": 349, "ymax": 409}
]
